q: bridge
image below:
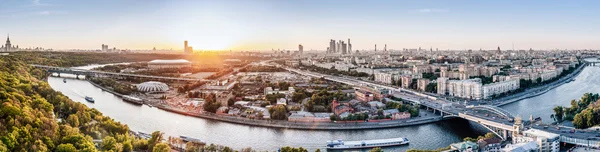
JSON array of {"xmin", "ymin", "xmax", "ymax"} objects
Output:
[
  {"xmin": 279, "ymin": 61, "xmax": 600, "ymax": 146},
  {"xmin": 31, "ymin": 64, "xmax": 212, "ymax": 82}
]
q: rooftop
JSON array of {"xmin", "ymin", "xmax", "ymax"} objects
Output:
[{"xmin": 523, "ymin": 128, "xmax": 560, "ymax": 139}]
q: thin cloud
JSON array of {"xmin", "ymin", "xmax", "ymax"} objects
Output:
[
  {"xmin": 37, "ymin": 10, "xmax": 67, "ymax": 16},
  {"xmin": 32, "ymin": 0, "xmax": 51, "ymax": 6},
  {"xmin": 0, "ymin": 10, "xmax": 67, "ymax": 18},
  {"xmin": 415, "ymin": 8, "xmax": 449, "ymax": 13}
]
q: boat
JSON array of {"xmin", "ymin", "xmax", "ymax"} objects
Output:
[
  {"xmin": 326, "ymin": 137, "xmax": 409, "ymax": 150},
  {"xmin": 137, "ymin": 131, "xmax": 152, "ymax": 139},
  {"xmin": 180, "ymin": 136, "xmax": 204, "ymax": 144},
  {"xmin": 85, "ymin": 96, "xmax": 95, "ymax": 103},
  {"xmin": 122, "ymin": 95, "xmax": 144, "ymax": 105},
  {"xmin": 63, "ymin": 79, "xmax": 67, "ymax": 83}
]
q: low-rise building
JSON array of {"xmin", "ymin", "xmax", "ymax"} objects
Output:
[
  {"xmin": 450, "ymin": 141, "xmax": 479, "ymax": 152},
  {"xmin": 502, "ymin": 141, "xmax": 539, "ymax": 152},
  {"xmin": 355, "ymin": 89, "xmax": 374, "ymax": 102},
  {"xmin": 513, "ymin": 129, "xmax": 560, "ymax": 152},
  {"xmin": 264, "ymin": 87, "xmax": 295, "ymax": 95}
]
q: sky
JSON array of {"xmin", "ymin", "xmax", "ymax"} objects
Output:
[{"xmin": 0, "ymin": 0, "xmax": 599, "ymax": 51}]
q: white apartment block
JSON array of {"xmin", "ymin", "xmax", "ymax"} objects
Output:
[
  {"xmin": 374, "ymin": 72, "xmax": 397, "ymax": 84},
  {"xmin": 482, "ymin": 79, "xmax": 519, "ymax": 99},
  {"xmin": 513, "ymin": 129, "xmax": 560, "ymax": 152},
  {"xmin": 438, "ymin": 77, "xmax": 519, "ymax": 100}
]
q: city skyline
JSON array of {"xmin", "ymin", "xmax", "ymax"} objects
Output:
[{"xmin": 1, "ymin": 0, "xmax": 600, "ymax": 50}]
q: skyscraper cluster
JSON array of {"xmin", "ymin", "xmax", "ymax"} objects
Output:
[
  {"xmin": 327, "ymin": 39, "xmax": 351, "ymax": 54},
  {"xmin": 101, "ymin": 44, "xmax": 109, "ymax": 51}
]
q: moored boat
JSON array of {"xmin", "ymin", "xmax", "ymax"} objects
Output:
[
  {"xmin": 180, "ymin": 135, "xmax": 204, "ymax": 144},
  {"xmin": 122, "ymin": 95, "xmax": 144, "ymax": 105},
  {"xmin": 326, "ymin": 137, "xmax": 409, "ymax": 150}
]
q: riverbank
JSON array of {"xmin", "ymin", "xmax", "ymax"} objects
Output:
[
  {"xmin": 154, "ymin": 104, "xmax": 447, "ymax": 130},
  {"xmin": 494, "ymin": 63, "xmax": 586, "ymax": 107},
  {"xmin": 82, "ymin": 77, "xmax": 448, "ymax": 130}
]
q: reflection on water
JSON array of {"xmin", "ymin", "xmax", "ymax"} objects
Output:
[
  {"xmin": 48, "ymin": 76, "xmax": 487, "ymax": 151},
  {"xmin": 501, "ymin": 65, "xmax": 600, "ymax": 123},
  {"xmin": 49, "ymin": 61, "xmax": 600, "ymax": 151}
]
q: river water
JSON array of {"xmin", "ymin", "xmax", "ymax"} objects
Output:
[{"xmin": 47, "ymin": 61, "xmax": 600, "ymax": 151}]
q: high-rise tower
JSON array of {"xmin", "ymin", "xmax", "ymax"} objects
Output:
[
  {"xmin": 347, "ymin": 38, "xmax": 352, "ymax": 55},
  {"xmin": 5, "ymin": 35, "xmax": 11, "ymax": 51}
]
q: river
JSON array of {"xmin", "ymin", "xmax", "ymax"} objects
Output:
[{"xmin": 47, "ymin": 61, "xmax": 599, "ymax": 151}]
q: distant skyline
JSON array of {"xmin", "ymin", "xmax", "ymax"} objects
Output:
[{"xmin": 1, "ymin": 0, "xmax": 600, "ymax": 50}]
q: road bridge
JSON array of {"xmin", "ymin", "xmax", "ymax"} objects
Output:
[
  {"xmin": 31, "ymin": 64, "xmax": 212, "ymax": 82},
  {"xmin": 280, "ymin": 61, "xmax": 600, "ymax": 145}
]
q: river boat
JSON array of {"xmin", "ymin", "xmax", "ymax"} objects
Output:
[
  {"xmin": 180, "ymin": 136, "xmax": 204, "ymax": 144},
  {"xmin": 137, "ymin": 131, "xmax": 152, "ymax": 139},
  {"xmin": 326, "ymin": 137, "xmax": 409, "ymax": 150},
  {"xmin": 85, "ymin": 96, "xmax": 95, "ymax": 103},
  {"xmin": 122, "ymin": 95, "xmax": 144, "ymax": 105}
]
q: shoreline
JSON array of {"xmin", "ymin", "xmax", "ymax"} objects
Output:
[
  {"xmin": 85, "ymin": 78, "xmax": 448, "ymax": 130},
  {"xmin": 154, "ymin": 103, "xmax": 447, "ymax": 130},
  {"xmin": 495, "ymin": 63, "xmax": 586, "ymax": 107},
  {"xmin": 72, "ymin": 63, "xmax": 585, "ymax": 130}
]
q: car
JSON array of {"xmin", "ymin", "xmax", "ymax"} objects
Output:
[{"xmin": 570, "ymin": 130, "xmax": 575, "ymax": 133}]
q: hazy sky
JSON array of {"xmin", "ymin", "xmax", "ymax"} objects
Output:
[{"xmin": 1, "ymin": 0, "xmax": 599, "ymax": 50}]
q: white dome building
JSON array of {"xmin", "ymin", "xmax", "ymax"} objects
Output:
[{"xmin": 136, "ymin": 81, "xmax": 169, "ymax": 92}]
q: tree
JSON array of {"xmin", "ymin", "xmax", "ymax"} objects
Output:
[
  {"xmin": 573, "ymin": 113, "xmax": 586, "ymax": 128},
  {"xmin": 56, "ymin": 144, "xmax": 77, "ymax": 152},
  {"xmin": 280, "ymin": 146, "xmax": 308, "ymax": 152},
  {"xmin": 203, "ymin": 95, "xmax": 222, "ymax": 113},
  {"xmin": 425, "ymin": 83, "xmax": 437, "ymax": 93},
  {"xmin": 227, "ymin": 98, "xmax": 235, "ymax": 107},
  {"xmin": 0, "ymin": 142, "xmax": 7, "ymax": 152},
  {"xmin": 67, "ymin": 114, "xmax": 80, "ymax": 127},
  {"xmin": 153, "ymin": 143, "xmax": 170, "ymax": 152},
  {"xmin": 553, "ymin": 106, "xmax": 564, "ymax": 122},
  {"xmin": 185, "ymin": 142, "xmax": 201, "ymax": 152},
  {"xmin": 122, "ymin": 140, "xmax": 133, "ymax": 152},
  {"xmin": 463, "ymin": 137, "xmax": 477, "ymax": 142},
  {"xmin": 269, "ymin": 105, "xmax": 288, "ymax": 120},
  {"xmin": 133, "ymin": 139, "xmax": 149, "ymax": 150},
  {"xmin": 369, "ymin": 147, "xmax": 384, "ymax": 152},
  {"xmin": 484, "ymin": 132, "xmax": 496, "ymax": 139},
  {"xmin": 330, "ymin": 114, "xmax": 337, "ymax": 121},
  {"xmin": 101, "ymin": 136, "xmax": 117, "ymax": 151},
  {"xmin": 148, "ymin": 131, "xmax": 164, "ymax": 151}
]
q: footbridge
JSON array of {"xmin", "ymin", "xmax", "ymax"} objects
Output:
[{"xmin": 31, "ymin": 64, "xmax": 212, "ymax": 82}]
